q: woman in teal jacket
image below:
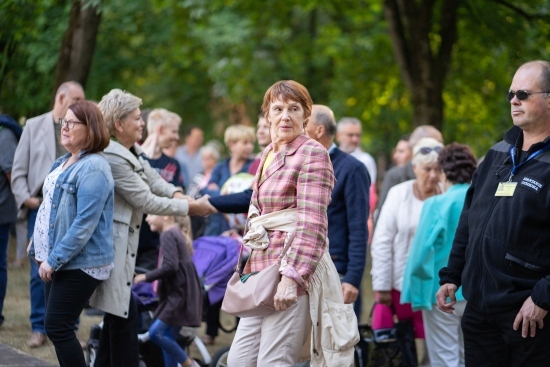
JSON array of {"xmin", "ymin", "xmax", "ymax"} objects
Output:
[{"xmin": 401, "ymin": 143, "xmax": 477, "ymax": 367}]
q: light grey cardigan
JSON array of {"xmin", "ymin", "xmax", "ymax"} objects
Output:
[{"xmin": 90, "ymin": 140, "xmax": 188, "ymax": 318}]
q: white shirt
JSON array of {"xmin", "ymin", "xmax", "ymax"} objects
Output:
[
  {"xmin": 371, "ymin": 180, "xmax": 424, "ymax": 291},
  {"xmin": 351, "ymin": 148, "xmax": 377, "ymax": 185},
  {"xmin": 33, "ymin": 162, "xmax": 113, "ymax": 280}
]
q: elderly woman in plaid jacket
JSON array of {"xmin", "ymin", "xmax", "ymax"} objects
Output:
[{"xmin": 227, "ymin": 81, "xmax": 359, "ymax": 367}]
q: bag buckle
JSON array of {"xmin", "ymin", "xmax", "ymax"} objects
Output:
[{"xmin": 239, "ymin": 272, "xmax": 259, "ymax": 283}]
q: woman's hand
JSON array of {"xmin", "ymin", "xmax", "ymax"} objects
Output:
[
  {"xmin": 133, "ymin": 274, "xmax": 146, "ymax": 285},
  {"xmin": 377, "ymin": 290, "xmax": 392, "ymax": 306},
  {"xmin": 38, "ymin": 261, "xmax": 54, "ymax": 282},
  {"xmin": 24, "ymin": 197, "xmax": 41, "ymax": 209},
  {"xmin": 274, "ymin": 275, "xmax": 298, "ymax": 311}
]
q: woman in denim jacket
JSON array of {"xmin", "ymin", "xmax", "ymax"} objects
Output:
[{"xmin": 28, "ymin": 101, "xmax": 114, "ymax": 367}]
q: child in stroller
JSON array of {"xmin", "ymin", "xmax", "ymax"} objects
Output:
[{"xmin": 87, "ymin": 221, "xmax": 241, "ymax": 367}]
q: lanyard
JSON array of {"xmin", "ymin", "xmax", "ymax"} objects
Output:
[{"xmin": 508, "ymin": 143, "xmax": 550, "ymax": 181}]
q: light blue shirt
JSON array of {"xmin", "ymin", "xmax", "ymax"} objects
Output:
[{"xmin": 401, "ymin": 184, "xmax": 469, "ymax": 310}]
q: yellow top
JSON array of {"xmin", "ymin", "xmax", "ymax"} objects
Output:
[{"xmin": 261, "ymin": 151, "xmax": 275, "ymax": 179}]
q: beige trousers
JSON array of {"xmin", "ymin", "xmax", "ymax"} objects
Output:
[{"xmin": 227, "ymin": 295, "xmax": 311, "ymax": 367}]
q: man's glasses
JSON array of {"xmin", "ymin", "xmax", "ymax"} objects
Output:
[
  {"xmin": 59, "ymin": 118, "xmax": 86, "ymax": 129},
  {"xmin": 416, "ymin": 146, "xmax": 442, "ymax": 156},
  {"xmin": 506, "ymin": 90, "xmax": 549, "ymax": 102}
]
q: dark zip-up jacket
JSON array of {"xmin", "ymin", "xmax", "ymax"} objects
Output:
[{"xmin": 440, "ymin": 125, "xmax": 550, "ymax": 312}]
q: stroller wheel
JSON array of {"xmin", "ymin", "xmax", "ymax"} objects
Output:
[{"xmin": 209, "ymin": 346, "xmax": 230, "ymax": 367}]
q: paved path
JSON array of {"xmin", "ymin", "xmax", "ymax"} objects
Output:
[{"xmin": 0, "ymin": 343, "xmax": 56, "ymax": 367}]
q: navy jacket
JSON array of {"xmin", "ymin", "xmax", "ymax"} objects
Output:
[{"xmin": 209, "ymin": 147, "xmax": 370, "ymax": 288}]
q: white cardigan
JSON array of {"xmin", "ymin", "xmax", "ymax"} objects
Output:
[{"xmin": 371, "ymin": 180, "xmax": 425, "ymax": 292}]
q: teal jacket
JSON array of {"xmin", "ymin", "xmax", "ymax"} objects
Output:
[{"xmin": 401, "ymin": 184, "xmax": 468, "ymax": 310}]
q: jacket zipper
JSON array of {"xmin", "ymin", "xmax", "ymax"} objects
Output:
[{"xmin": 476, "ymin": 196, "xmax": 502, "ymax": 309}]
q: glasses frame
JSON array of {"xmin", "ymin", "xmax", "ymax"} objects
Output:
[
  {"xmin": 59, "ymin": 118, "xmax": 86, "ymax": 129},
  {"xmin": 506, "ymin": 90, "xmax": 550, "ymax": 102}
]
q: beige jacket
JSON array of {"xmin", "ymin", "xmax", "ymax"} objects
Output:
[
  {"xmin": 11, "ymin": 111, "xmax": 56, "ymax": 219},
  {"xmin": 242, "ymin": 206, "xmax": 359, "ymax": 366},
  {"xmin": 90, "ymin": 140, "xmax": 189, "ymax": 318}
]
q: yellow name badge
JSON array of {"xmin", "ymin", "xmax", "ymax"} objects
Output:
[{"xmin": 495, "ymin": 182, "xmax": 518, "ymax": 196}]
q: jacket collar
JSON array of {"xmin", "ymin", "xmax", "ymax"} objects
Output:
[
  {"xmin": 504, "ymin": 125, "xmax": 550, "ymax": 153},
  {"xmin": 258, "ymin": 134, "xmax": 310, "ymax": 186},
  {"xmin": 105, "ymin": 140, "xmax": 144, "ymax": 171}
]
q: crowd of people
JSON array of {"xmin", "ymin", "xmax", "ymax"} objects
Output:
[{"xmin": 0, "ymin": 59, "xmax": 549, "ymax": 367}]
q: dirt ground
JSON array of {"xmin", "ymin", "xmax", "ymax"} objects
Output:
[{"xmin": 0, "ymin": 233, "xmax": 377, "ymax": 366}]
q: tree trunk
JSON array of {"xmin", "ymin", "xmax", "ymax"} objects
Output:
[
  {"xmin": 50, "ymin": 0, "xmax": 101, "ymax": 106},
  {"xmin": 383, "ymin": 0, "xmax": 460, "ymax": 130}
]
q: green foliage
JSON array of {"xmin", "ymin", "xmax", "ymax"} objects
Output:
[
  {"xmin": 0, "ymin": 0, "xmax": 71, "ymax": 118},
  {"xmin": 2, "ymin": 0, "xmax": 550, "ymax": 163}
]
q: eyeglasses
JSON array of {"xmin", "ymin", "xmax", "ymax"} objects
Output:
[
  {"xmin": 59, "ymin": 118, "xmax": 86, "ymax": 129},
  {"xmin": 506, "ymin": 90, "xmax": 550, "ymax": 102},
  {"xmin": 415, "ymin": 146, "xmax": 442, "ymax": 156}
]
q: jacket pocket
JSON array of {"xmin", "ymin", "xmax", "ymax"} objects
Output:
[
  {"xmin": 505, "ymin": 253, "xmax": 549, "ymax": 273},
  {"xmin": 59, "ymin": 183, "xmax": 77, "ymax": 216},
  {"xmin": 320, "ymin": 298, "xmax": 359, "ymax": 352}
]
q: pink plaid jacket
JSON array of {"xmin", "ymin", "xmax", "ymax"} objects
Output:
[{"xmin": 243, "ymin": 134, "xmax": 335, "ymax": 286}]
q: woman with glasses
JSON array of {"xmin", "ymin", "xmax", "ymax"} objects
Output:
[
  {"xmin": 401, "ymin": 143, "xmax": 477, "ymax": 367},
  {"xmin": 370, "ymin": 137, "xmax": 444, "ymax": 359},
  {"xmin": 28, "ymin": 101, "xmax": 114, "ymax": 367}
]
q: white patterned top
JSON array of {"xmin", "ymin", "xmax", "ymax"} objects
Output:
[{"xmin": 33, "ymin": 161, "xmax": 113, "ymax": 280}]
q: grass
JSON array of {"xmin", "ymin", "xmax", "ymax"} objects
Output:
[{"xmin": 1, "ymin": 233, "xmax": 378, "ymax": 366}]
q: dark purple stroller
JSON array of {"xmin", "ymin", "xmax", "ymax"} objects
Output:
[{"xmin": 192, "ymin": 236, "xmax": 241, "ymax": 316}]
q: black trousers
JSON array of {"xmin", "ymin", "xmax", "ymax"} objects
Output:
[
  {"xmin": 95, "ymin": 292, "xmax": 140, "ymax": 367},
  {"xmin": 205, "ymin": 299, "xmax": 222, "ymax": 338},
  {"xmin": 44, "ymin": 269, "xmax": 101, "ymax": 367},
  {"xmin": 462, "ymin": 302, "xmax": 550, "ymax": 367}
]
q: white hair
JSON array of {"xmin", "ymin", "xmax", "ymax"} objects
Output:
[
  {"xmin": 412, "ymin": 137, "xmax": 444, "ymax": 166},
  {"xmin": 336, "ymin": 117, "xmax": 362, "ymax": 133},
  {"xmin": 200, "ymin": 144, "xmax": 220, "ymax": 161}
]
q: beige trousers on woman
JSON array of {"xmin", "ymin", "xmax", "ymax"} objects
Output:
[{"xmin": 227, "ymin": 295, "xmax": 311, "ymax": 366}]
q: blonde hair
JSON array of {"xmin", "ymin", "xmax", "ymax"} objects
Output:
[
  {"xmin": 412, "ymin": 137, "xmax": 444, "ymax": 166},
  {"xmin": 224, "ymin": 124, "xmax": 255, "ymax": 146},
  {"xmin": 147, "ymin": 108, "xmax": 182, "ymax": 134},
  {"xmin": 174, "ymin": 216, "xmax": 194, "ymax": 255},
  {"xmin": 98, "ymin": 89, "xmax": 142, "ymax": 135}
]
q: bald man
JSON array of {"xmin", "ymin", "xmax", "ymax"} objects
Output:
[
  {"xmin": 11, "ymin": 81, "xmax": 85, "ymax": 348},
  {"xmin": 305, "ymin": 105, "xmax": 370, "ymax": 309}
]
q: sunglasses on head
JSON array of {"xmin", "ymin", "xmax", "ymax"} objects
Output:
[
  {"xmin": 416, "ymin": 146, "xmax": 442, "ymax": 156},
  {"xmin": 506, "ymin": 90, "xmax": 549, "ymax": 102}
]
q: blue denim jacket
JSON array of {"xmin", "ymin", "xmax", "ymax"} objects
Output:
[{"xmin": 29, "ymin": 151, "xmax": 115, "ymax": 271}]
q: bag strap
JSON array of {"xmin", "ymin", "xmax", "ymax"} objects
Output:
[{"xmin": 234, "ymin": 230, "xmax": 296, "ymax": 273}]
